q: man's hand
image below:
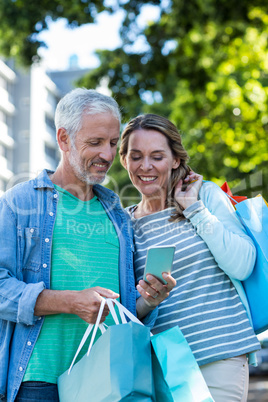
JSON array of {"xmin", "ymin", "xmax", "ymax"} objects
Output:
[
  {"xmin": 34, "ymin": 287, "xmax": 119, "ymax": 324},
  {"xmin": 136, "ymin": 273, "xmax": 176, "ymax": 319},
  {"xmin": 70, "ymin": 287, "xmax": 119, "ymax": 323}
]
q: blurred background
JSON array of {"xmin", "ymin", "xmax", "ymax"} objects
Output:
[
  {"xmin": 0, "ymin": 0, "xmax": 267, "ymax": 200},
  {"xmin": 0, "ymin": 0, "xmax": 268, "ymax": 396}
]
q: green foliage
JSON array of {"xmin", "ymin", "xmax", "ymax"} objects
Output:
[
  {"xmin": 0, "ymin": 0, "xmax": 109, "ymax": 65},
  {"xmin": 2, "ymin": 0, "xmax": 267, "ymax": 199},
  {"xmin": 79, "ymin": 0, "xmax": 268, "ymax": 200}
]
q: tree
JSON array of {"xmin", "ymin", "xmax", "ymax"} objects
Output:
[
  {"xmin": 0, "ymin": 0, "xmax": 114, "ymax": 65},
  {"xmin": 79, "ymin": 0, "xmax": 268, "ymax": 201}
]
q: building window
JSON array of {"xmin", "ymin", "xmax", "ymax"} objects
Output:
[
  {"xmin": 0, "ymin": 75, "xmax": 7, "ymax": 90},
  {"xmin": 45, "ymin": 114, "xmax": 55, "ymax": 131},
  {"xmin": 0, "ymin": 179, "xmax": 6, "ymax": 192},
  {"xmin": 45, "ymin": 144, "xmax": 57, "ymax": 161},
  {"xmin": 0, "ymin": 109, "xmax": 7, "ymax": 123},
  {"xmin": 0, "ymin": 144, "xmax": 9, "ymax": 159},
  {"xmin": 46, "ymin": 92, "xmax": 57, "ymax": 110}
]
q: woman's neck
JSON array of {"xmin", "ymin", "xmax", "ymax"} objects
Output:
[{"xmin": 134, "ymin": 194, "xmax": 167, "ymax": 218}]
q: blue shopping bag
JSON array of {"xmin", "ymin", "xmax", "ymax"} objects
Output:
[
  {"xmin": 236, "ymin": 196, "xmax": 268, "ymax": 334},
  {"xmin": 151, "ymin": 326, "xmax": 214, "ymax": 402},
  {"xmin": 58, "ymin": 299, "xmax": 154, "ymax": 401}
]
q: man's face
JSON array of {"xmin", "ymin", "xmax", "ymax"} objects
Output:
[{"xmin": 68, "ymin": 113, "xmax": 120, "ymax": 185}]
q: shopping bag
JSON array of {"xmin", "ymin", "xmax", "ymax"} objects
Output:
[
  {"xmin": 220, "ymin": 182, "xmax": 247, "ymax": 206},
  {"xmin": 235, "ymin": 196, "xmax": 268, "ymax": 334},
  {"xmin": 220, "ymin": 182, "xmax": 268, "ymax": 333},
  {"xmin": 58, "ymin": 298, "xmax": 154, "ymax": 401},
  {"xmin": 151, "ymin": 326, "xmax": 214, "ymax": 402}
]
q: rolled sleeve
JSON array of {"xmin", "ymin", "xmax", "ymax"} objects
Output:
[{"xmin": 18, "ymin": 281, "xmax": 46, "ymax": 325}]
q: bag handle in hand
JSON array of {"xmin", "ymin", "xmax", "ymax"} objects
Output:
[
  {"xmin": 68, "ymin": 297, "xmax": 147, "ymax": 374},
  {"xmin": 68, "ymin": 298, "xmax": 106, "ymax": 374}
]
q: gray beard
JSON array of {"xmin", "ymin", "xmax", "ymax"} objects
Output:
[{"xmin": 69, "ymin": 147, "xmax": 107, "ymax": 185}]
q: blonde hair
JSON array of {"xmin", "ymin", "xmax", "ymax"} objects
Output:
[{"xmin": 119, "ymin": 114, "xmax": 191, "ymax": 221}]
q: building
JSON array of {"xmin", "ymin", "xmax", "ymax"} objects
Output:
[
  {"xmin": 0, "ymin": 58, "xmax": 90, "ymax": 195},
  {"xmin": 0, "ymin": 59, "xmax": 16, "ymax": 194}
]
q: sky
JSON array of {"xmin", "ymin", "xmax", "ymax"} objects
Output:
[{"xmin": 37, "ymin": 5, "xmax": 160, "ymax": 72}]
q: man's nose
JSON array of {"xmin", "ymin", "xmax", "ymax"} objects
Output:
[{"xmin": 99, "ymin": 145, "xmax": 114, "ymax": 162}]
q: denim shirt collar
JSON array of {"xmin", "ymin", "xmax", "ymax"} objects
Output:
[
  {"xmin": 34, "ymin": 169, "xmax": 119, "ymax": 204},
  {"xmin": 33, "ymin": 169, "xmax": 55, "ymax": 189}
]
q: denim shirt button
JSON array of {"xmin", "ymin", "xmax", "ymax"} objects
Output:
[
  {"xmin": 19, "ymin": 367, "xmax": 23, "ymax": 372},
  {"xmin": 49, "ymin": 212, "xmax": 54, "ymax": 216},
  {"xmin": 27, "ymin": 341, "xmax": 32, "ymax": 346},
  {"xmin": 43, "ymin": 263, "xmax": 47, "ymax": 268},
  {"xmin": 30, "ymin": 228, "xmax": 34, "ymax": 233},
  {"xmin": 54, "ymin": 194, "xmax": 58, "ymax": 199},
  {"xmin": 45, "ymin": 238, "xmax": 50, "ymax": 243}
]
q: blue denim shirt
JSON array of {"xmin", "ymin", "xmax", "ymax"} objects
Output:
[{"xmin": 0, "ymin": 169, "xmax": 140, "ymax": 402}]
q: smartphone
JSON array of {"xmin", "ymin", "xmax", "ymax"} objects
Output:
[{"xmin": 143, "ymin": 245, "xmax": 175, "ymax": 285}]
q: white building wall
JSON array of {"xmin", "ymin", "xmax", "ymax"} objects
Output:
[
  {"xmin": 0, "ymin": 59, "xmax": 90, "ymax": 193},
  {"xmin": 0, "ymin": 59, "xmax": 16, "ymax": 195},
  {"xmin": 29, "ymin": 65, "xmax": 60, "ymax": 176}
]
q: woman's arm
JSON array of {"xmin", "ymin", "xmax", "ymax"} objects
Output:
[
  {"xmin": 182, "ymin": 181, "xmax": 256, "ymax": 280},
  {"xmin": 135, "ymin": 272, "xmax": 176, "ymax": 319}
]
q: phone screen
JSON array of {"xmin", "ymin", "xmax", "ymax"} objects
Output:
[{"xmin": 143, "ymin": 246, "xmax": 175, "ymax": 284}]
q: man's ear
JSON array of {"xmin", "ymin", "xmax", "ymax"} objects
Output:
[{"xmin": 57, "ymin": 128, "xmax": 70, "ymax": 153}]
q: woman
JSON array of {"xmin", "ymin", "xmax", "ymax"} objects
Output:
[{"xmin": 120, "ymin": 113, "xmax": 260, "ymax": 402}]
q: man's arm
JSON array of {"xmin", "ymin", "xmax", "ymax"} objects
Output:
[{"xmin": 34, "ymin": 287, "xmax": 119, "ymax": 323}]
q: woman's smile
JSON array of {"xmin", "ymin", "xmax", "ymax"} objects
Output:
[
  {"xmin": 124, "ymin": 129, "xmax": 180, "ymax": 200},
  {"xmin": 138, "ymin": 176, "xmax": 158, "ymax": 182}
]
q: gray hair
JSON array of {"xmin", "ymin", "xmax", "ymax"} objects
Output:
[{"xmin": 54, "ymin": 88, "xmax": 121, "ymax": 142}]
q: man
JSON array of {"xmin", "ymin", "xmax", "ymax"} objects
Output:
[{"xmin": 0, "ymin": 89, "xmax": 174, "ymax": 402}]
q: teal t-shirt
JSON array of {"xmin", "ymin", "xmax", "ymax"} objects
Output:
[{"xmin": 24, "ymin": 185, "xmax": 120, "ymax": 383}]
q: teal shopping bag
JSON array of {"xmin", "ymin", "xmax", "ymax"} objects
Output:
[
  {"xmin": 151, "ymin": 326, "xmax": 214, "ymax": 402},
  {"xmin": 236, "ymin": 196, "xmax": 268, "ymax": 334},
  {"xmin": 58, "ymin": 299, "xmax": 154, "ymax": 401}
]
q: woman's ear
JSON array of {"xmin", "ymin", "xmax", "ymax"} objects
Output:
[
  {"xmin": 172, "ymin": 158, "xmax": 180, "ymax": 170},
  {"xmin": 122, "ymin": 156, "xmax": 128, "ymax": 169}
]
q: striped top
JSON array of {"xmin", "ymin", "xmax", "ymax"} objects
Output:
[
  {"xmin": 24, "ymin": 185, "xmax": 120, "ymax": 383},
  {"xmin": 130, "ymin": 206, "xmax": 260, "ymax": 366}
]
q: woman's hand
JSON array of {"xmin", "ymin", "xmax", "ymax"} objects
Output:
[
  {"xmin": 136, "ymin": 273, "xmax": 176, "ymax": 319},
  {"xmin": 175, "ymin": 171, "xmax": 203, "ymax": 210}
]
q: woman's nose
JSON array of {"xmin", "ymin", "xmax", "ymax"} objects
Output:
[{"xmin": 141, "ymin": 157, "xmax": 152, "ymax": 170}]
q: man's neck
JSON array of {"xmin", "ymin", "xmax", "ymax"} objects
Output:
[{"xmin": 50, "ymin": 166, "xmax": 95, "ymax": 202}]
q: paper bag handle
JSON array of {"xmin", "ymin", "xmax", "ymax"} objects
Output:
[
  {"xmin": 68, "ymin": 298, "xmax": 106, "ymax": 374},
  {"xmin": 68, "ymin": 298, "xmax": 147, "ymax": 374}
]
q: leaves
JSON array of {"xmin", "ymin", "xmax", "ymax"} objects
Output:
[
  {"xmin": 79, "ymin": 0, "xmax": 268, "ymax": 200},
  {"xmin": 1, "ymin": 0, "xmax": 267, "ymax": 199},
  {"xmin": 0, "ymin": 0, "xmax": 108, "ymax": 65}
]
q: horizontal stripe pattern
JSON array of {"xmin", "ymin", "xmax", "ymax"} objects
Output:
[{"xmin": 131, "ymin": 207, "xmax": 259, "ymax": 366}]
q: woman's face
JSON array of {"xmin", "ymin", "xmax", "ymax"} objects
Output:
[{"xmin": 123, "ymin": 129, "xmax": 180, "ymax": 199}]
